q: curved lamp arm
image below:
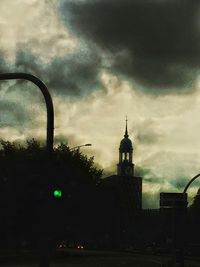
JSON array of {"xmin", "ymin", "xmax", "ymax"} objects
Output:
[{"xmin": 0, "ymin": 73, "xmax": 54, "ymax": 154}]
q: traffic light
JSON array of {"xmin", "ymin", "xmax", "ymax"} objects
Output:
[{"xmin": 53, "ymin": 189, "xmax": 62, "ymax": 199}]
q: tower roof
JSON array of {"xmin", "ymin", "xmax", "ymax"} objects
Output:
[
  {"xmin": 124, "ymin": 116, "xmax": 129, "ymax": 138},
  {"xmin": 119, "ymin": 117, "xmax": 133, "ymax": 152}
]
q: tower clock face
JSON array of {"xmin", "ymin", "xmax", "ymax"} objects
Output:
[{"xmin": 125, "ymin": 166, "xmax": 132, "ymax": 175}]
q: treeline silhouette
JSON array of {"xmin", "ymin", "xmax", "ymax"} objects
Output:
[
  {"xmin": 1, "ymin": 139, "xmax": 200, "ymax": 254},
  {"xmin": 0, "ymin": 139, "xmax": 103, "ymax": 250}
]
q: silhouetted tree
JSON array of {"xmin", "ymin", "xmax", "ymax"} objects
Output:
[{"xmin": 0, "ymin": 139, "xmax": 103, "ymax": 248}]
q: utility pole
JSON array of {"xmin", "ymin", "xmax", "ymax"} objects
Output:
[{"xmin": 160, "ymin": 192, "xmax": 187, "ymax": 267}]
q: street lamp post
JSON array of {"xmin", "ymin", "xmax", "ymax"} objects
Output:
[{"xmin": 0, "ymin": 73, "xmax": 54, "ymax": 267}]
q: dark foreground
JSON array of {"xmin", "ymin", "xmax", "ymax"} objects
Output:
[{"xmin": 1, "ymin": 249, "xmax": 200, "ymax": 267}]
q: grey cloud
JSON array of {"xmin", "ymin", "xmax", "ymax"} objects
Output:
[
  {"xmin": 0, "ymin": 56, "xmax": 31, "ymax": 129},
  {"xmin": 135, "ymin": 119, "xmax": 163, "ymax": 145},
  {"xmin": 61, "ymin": 0, "xmax": 200, "ymax": 93},
  {"xmin": 0, "ymin": 56, "xmax": 11, "ymax": 73},
  {"xmin": 134, "ymin": 165, "xmax": 152, "ymax": 178},
  {"xmin": 170, "ymin": 175, "xmax": 200, "ymax": 191},
  {"xmin": 0, "ymin": 56, "xmax": 13, "ymax": 92},
  {"xmin": 54, "ymin": 134, "xmax": 70, "ymax": 145},
  {"xmin": 54, "ymin": 133, "xmax": 83, "ymax": 147},
  {"xmin": 0, "ymin": 100, "xmax": 29, "ymax": 128},
  {"xmin": 137, "ymin": 133, "xmax": 160, "ymax": 145},
  {"xmin": 135, "ymin": 166, "xmax": 166, "ymax": 208}
]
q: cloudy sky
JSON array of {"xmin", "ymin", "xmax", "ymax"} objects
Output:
[{"xmin": 0, "ymin": 0, "xmax": 200, "ymax": 208}]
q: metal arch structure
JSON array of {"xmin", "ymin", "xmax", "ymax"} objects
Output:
[
  {"xmin": 183, "ymin": 173, "xmax": 200, "ymax": 194},
  {"xmin": 0, "ymin": 73, "xmax": 54, "ymax": 154}
]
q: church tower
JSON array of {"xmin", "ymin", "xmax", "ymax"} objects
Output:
[
  {"xmin": 117, "ymin": 118, "xmax": 134, "ymax": 177},
  {"xmin": 100, "ymin": 118, "xmax": 142, "ymax": 218}
]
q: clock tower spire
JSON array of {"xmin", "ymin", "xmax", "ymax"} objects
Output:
[{"xmin": 117, "ymin": 117, "xmax": 134, "ymax": 177}]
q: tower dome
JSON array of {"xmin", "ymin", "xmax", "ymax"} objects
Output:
[
  {"xmin": 119, "ymin": 119, "xmax": 133, "ymax": 153},
  {"xmin": 120, "ymin": 136, "xmax": 133, "ymax": 152}
]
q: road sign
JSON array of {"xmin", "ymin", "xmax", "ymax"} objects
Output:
[{"xmin": 160, "ymin": 192, "xmax": 187, "ymax": 209}]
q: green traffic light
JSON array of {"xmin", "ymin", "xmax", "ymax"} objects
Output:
[{"xmin": 53, "ymin": 189, "xmax": 62, "ymax": 198}]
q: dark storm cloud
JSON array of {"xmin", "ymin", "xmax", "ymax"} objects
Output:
[
  {"xmin": 15, "ymin": 50, "xmax": 102, "ymax": 97},
  {"xmin": 62, "ymin": 0, "xmax": 200, "ymax": 92},
  {"xmin": 0, "ymin": 46, "xmax": 103, "ymax": 131}
]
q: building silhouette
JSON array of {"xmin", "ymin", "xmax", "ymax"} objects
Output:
[
  {"xmin": 99, "ymin": 119, "xmax": 143, "ymax": 247},
  {"xmin": 98, "ymin": 122, "xmax": 200, "ymax": 250}
]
